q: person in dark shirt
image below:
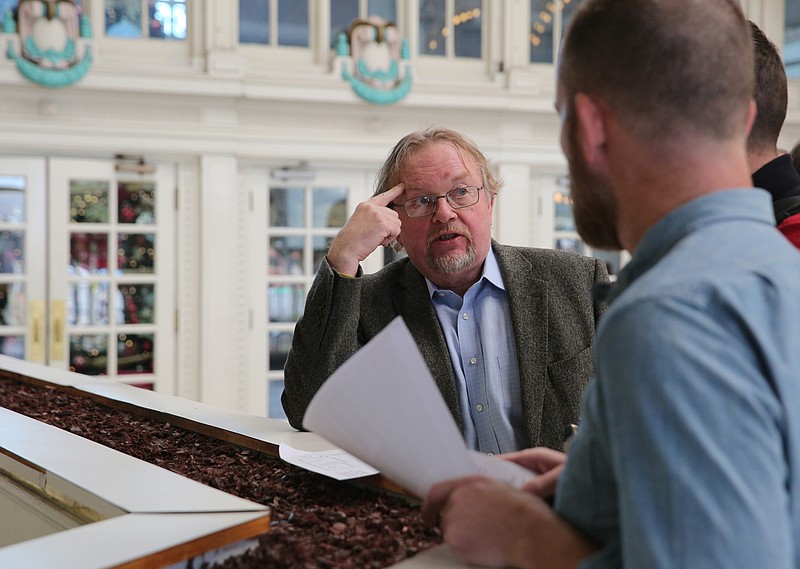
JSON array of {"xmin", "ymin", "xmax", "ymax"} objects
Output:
[
  {"xmin": 748, "ymin": 20, "xmax": 800, "ymax": 249},
  {"xmin": 790, "ymin": 140, "xmax": 800, "ymax": 174}
]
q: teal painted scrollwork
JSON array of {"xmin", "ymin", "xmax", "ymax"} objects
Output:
[
  {"xmin": 4, "ymin": 0, "xmax": 93, "ymax": 87},
  {"xmin": 2, "ymin": 10, "xmax": 15, "ymax": 33},
  {"xmin": 340, "ymin": 21, "xmax": 413, "ymax": 106},
  {"xmin": 8, "ymin": 43, "xmax": 92, "ymax": 87},
  {"xmin": 342, "ymin": 63, "xmax": 412, "ymax": 105}
]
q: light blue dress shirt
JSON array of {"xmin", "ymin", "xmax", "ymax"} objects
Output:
[
  {"xmin": 427, "ymin": 247, "xmax": 527, "ymax": 454},
  {"xmin": 556, "ymin": 189, "xmax": 800, "ymax": 569}
]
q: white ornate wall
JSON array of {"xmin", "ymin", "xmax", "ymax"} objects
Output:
[{"xmin": 0, "ymin": 0, "xmax": 795, "ymax": 413}]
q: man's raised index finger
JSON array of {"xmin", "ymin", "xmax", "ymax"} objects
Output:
[{"xmin": 374, "ymin": 183, "xmax": 405, "ymax": 206}]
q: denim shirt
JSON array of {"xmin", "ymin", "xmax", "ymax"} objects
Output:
[{"xmin": 556, "ymin": 189, "xmax": 800, "ymax": 569}]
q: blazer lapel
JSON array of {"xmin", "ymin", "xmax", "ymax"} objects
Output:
[
  {"xmin": 494, "ymin": 244, "xmax": 548, "ymax": 446},
  {"xmin": 394, "ymin": 262, "xmax": 464, "ymax": 431}
]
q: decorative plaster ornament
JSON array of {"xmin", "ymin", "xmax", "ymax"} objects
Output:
[
  {"xmin": 337, "ymin": 16, "xmax": 412, "ymax": 105},
  {"xmin": 4, "ymin": 0, "xmax": 93, "ymax": 87}
]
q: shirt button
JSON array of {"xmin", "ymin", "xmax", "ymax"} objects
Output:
[
  {"xmin": 462, "ymin": 313, "xmax": 469, "ymax": 320},
  {"xmin": 469, "ymin": 357, "xmax": 477, "ymax": 365},
  {"xmin": 437, "ymin": 292, "xmax": 445, "ymax": 297},
  {"xmin": 476, "ymin": 404, "xmax": 484, "ymax": 412}
]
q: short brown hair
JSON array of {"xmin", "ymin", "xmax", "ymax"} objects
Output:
[
  {"xmin": 559, "ymin": 0, "xmax": 753, "ymax": 144},
  {"xmin": 373, "ymin": 127, "xmax": 504, "ymax": 196},
  {"xmin": 748, "ymin": 20, "xmax": 788, "ymax": 153}
]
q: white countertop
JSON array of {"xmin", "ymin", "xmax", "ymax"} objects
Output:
[{"xmin": 0, "ymin": 355, "xmax": 475, "ymax": 568}]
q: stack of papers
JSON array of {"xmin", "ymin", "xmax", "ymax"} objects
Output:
[
  {"xmin": 278, "ymin": 445, "xmax": 379, "ymax": 481},
  {"xmin": 296, "ymin": 316, "xmax": 534, "ymax": 498}
]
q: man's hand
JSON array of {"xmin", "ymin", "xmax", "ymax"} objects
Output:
[
  {"xmin": 327, "ymin": 183, "xmax": 406, "ymax": 276},
  {"xmin": 422, "ymin": 475, "xmax": 597, "ymax": 569},
  {"xmin": 501, "ymin": 447, "xmax": 567, "ymax": 498}
]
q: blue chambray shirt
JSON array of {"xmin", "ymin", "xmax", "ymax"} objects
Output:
[
  {"xmin": 427, "ymin": 247, "xmax": 527, "ymax": 454},
  {"xmin": 556, "ymin": 190, "xmax": 800, "ymax": 569}
]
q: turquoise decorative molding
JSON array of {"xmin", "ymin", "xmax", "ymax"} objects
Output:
[
  {"xmin": 80, "ymin": 14, "xmax": 92, "ymax": 38},
  {"xmin": 335, "ymin": 31, "xmax": 349, "ymax": 57},
  {"xmin": 23, "ymin": 35, "xmax": 76, "ymax": 64},
  {"xmin": 8, "ymin": 44, "xmax": 92, "ymax": 87},
  {"xmin": 2, "ymin": 10, "xmax": 15, "ymax": 33},
  {"xmin": 338, "ymin": 21, "xmax": 413, "ymax": 106},
  {"xmin": 4, "ymin": 1, "xmax": 93, "ymax": 88},
  {"xmin": 342, "ymin": 64, "xmax": 412, "ymax": 105},
  {"xmin": 356, "ymin": 58, "xmax": 398, "ymax": 82}
]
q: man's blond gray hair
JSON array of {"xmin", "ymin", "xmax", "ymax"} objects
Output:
[{"xmin": 374, "ymin": 127, "xmax": 504, "ymax": 197}]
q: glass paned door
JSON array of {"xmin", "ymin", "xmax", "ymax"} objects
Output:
[
  {"xmin": 48, "ymin": 159, "xmax": 175, "ymax": 391},
  {"xmin": 250, "ymin": 168, "xmax": 366, "ymax": 419},
  {"xmin": 0, "ymin": 159, "xmax": 46, "ymax": 363},
  {"xmin": 267, "ymin": 183, "xmax": 347, "ymax": 418}
]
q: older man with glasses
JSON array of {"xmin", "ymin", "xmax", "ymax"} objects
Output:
[{"xmin": 281, "ymin": 127, "xmax": 609, "ymax": 454}]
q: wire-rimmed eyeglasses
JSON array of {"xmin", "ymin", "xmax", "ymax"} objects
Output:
[{"xmin": 389, "ymin": 186, "xmax": 484, "ymax": 218}]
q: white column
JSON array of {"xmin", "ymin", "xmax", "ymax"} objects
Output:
[
  {"xmin": 200, "ymin": 155, "xmax": 251, "ymax": 412},
  {"xmin": 493, "ymin": 163, "xmax": 533, "ymax": 247},
  {"xmin": 205, "ymin": 0, "xmax": 245, "ymax": 77}
]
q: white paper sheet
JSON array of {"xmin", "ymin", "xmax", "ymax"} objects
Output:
[
  {"xmin": 303, "ymin": 316, "xmax": 535, "ymax": 498},
  {"xmin": 278, "ymin": 443, "xmax": 379, "ymax": 480}
]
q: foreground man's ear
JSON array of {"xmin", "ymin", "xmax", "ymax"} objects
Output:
[{"xmin": 574, "ymin": 92, "xmax": 610, "ymax": 175}]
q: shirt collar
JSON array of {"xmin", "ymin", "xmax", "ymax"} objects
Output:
[
  {"xmin": 605, "ymin": 188, "xmax": 773, "ymax": 305},
  {"xmin": 425, "ymin": 245, "xmax": 505, "ymax": 297}
]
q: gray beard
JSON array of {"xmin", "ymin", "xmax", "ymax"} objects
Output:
[{"xmin": 427, "ymin": 245, "xmax": 476, "ymax": 274}]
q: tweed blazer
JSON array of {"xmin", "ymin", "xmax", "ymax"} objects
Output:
[{"xmin": 281, "ymin": 241, "xmax": 608, "ymax": 451}]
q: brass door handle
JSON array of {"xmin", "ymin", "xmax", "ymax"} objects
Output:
[
  {"xmin": 50, "ymin": 300, "xmax": 65, "ymax": 361},
  {"xmin": 29, "ymin": 300, "xmax": 44, "ymax": 363}
]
